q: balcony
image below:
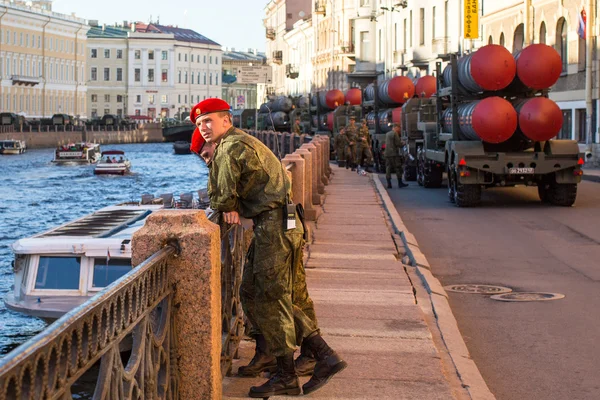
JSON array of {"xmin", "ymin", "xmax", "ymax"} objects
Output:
[
  {"xmin": 315, "ymin": 0, "xmax": 326, "ymax": 15},
  {"xmin": 272, "ymin": 51, "xmax": 283, "ymax": 65},
  {"xmin": 266, "ymin": 27, "xmax": 276, "ymax": 41},
  {"xmin": 432, "ymin": 37, "xmax": 451, "ymax": 55},
  {"xmin": 286, "ymin": 64, "xmax": 299, "ymax": 79},
  {"xmin": 10, "ymin": 75, "xmax": 41, "ymax": 86},
  {"xmin": 340, "ymin": 42, "xmax": 355, "ymax": 55}
]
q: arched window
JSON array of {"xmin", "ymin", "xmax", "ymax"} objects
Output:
[
  {"xmin": 556, "ymin": 18, "xmax": 567, "ymax": 73},
  {"xmin": 488, "ymin": 35, "xmax": 493, "ymax": 45},
  {"xmin": 513, "ymin": 24, "xmax": 524, "ymax": 53},
  {"xmin": 539, "ymin": 22, "xmax": 547, "ymax": 45},
  {"xmin": 499, "ymin": 33, "xmax": 505, "ymax": 47}
]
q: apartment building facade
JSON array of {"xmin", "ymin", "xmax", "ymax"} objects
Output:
[
  {"xmin": 221, "ymin": 48, "xmax": 267, "ymax": 110},
  {"xmin": 86, "ymin": 22, "xmax": 221, "ymax": 120},
  {"xmin": 0, "ymin": 0, "xmax": 89, "ymax": 119}
]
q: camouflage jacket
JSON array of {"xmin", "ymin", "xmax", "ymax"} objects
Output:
[
  {"xmin": 292, "ymin": 122, "xmax": 301, "ymax": 134},
  {"xmin": 345, "ymin": 125, "xmax": 358, "ymax": 145},
  {"xmin": 357, "ymin": 125, "xmax": 371, "ymax": 146},
  {"xmin": 384, "ymin": 131, "xmax": 405, "ymax": 158},
  {"xmin": 208, "ymin": 126, "xmax": 289, "ymax": 218}
]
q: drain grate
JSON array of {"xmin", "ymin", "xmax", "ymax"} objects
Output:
[
  {"xmin": 444, "ymin": 284, "xmax": 513, "ymax": 295},
  {"xmin": 490, "ymin": 292, "xmax": 565, "ymax": 302}
]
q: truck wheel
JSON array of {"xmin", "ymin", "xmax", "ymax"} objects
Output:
[
  {"xmin": 547, "ymin": 183, "xmax": 577, "ymax": 207},
  {"xmin": 454, "ymin": 177, "xmax": 481, "ymax": 207},
  {"xmin": 405, "ymin": 165, "xmax": 417, "ymax": 181},
  {"xmin": 537, "ymin": 184, "xmax": 550, "ymax": 203},
  {"xmin": 423, "ymin": 165, "xmax": 443, "ymax": 188},
  {"xmin": 447, "ymin": 167, "xmax": 456, "ymax": 203}
]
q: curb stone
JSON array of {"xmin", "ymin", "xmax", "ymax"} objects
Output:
[{"xmin": 371, "ymin": 174, "xmax": 496, "ymax": 400}]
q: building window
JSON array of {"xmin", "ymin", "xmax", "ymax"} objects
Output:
[
  {"xmin": 104, "ymin": 109, "xmax": 110, "ymax": 115},
  {"xmin": 184, "ymin": 95, "xmax": 187, "ymax": 104},
  {"xmin": 117, "ymin": 109, "xmax": 123, "ymax": 117},
  {"xmin": 117, "ymin": 68, "xmax": 123, "ymax": 81},
  {"xmin": 210, "ymin": 72, "xmax": 213, "ymax": 85},
  {"xmin": 91, "ymin": 94, "xmax": 98, "ymax": 102},
  {"xmin": 185, "ymin": 54, "xmax": 188, "ymax": 62},
  {"xmin": 104, "ymin": 94, "xmax": 110, "ymax": 102},
  {"xmin": 149, "ymin": 50, "xmax": 154, "ymax": 60},
  {"xmin": 215, "ymin": 56, "xmax": 219, "ymax": 64},
  {"xmin": 216, "ymin": 74, "xmax": 218, "ymax": 85},
  {"xmin": 191, "ymin": 73, "xmax": 194, "ymax": 84},
  {"xmin": 135, "ymin": 50, "xmax": 141, "ymax": 59},
  {"xmin": 148, "ymin": 68, "xmax": 154, "ymax": 82},
  {"xmin": 360, "ymin": 31, "xmax": 370, "ymax": 61},
  {"xmin": 104, "ymin": 49, "xmax": 110, "ymax": 58},
  {"xmin": 203, "ymin": 72, "xmax": 206, "ymax": 84},
  {"xmin": 210, "ymin": 56, "xmax": 213, "ymax": 64},
  {"xmin": 191, "ymin": 55, "xmax": 194, "ymax": 62},
  {"xmin": 136, "ymin": 95, "xmax": 141, "ymax": 103},
  {"xmin": 135, "ymin": 68, "xmax": 141, "ymax": 82},
  {"xmin": 162, "ymin": 51, "xmax": 168, "ymax": 60},
  {"xmin": 513, "ymin": 24, "xmax": 524, "ymax": 53},
  {"xmin": 500, "ymin": 32, "xmax": 505, "ymax": 47},
  {"xmin": 135, "ymin": 109, "xmax": 141, "ymax": 116},
  {"xmin": 161, "ymin": 95, "xmax": 168, "ymax": 103},
  {"xmin": 419, "ymin": 8, "xmax": 425, "ymax": 46},
  {"xmin": 162, "ymin": 69, "xmax": 168, "ymax": 82},
  {"xmin": 178, "ymin": 70, "xmax": 181, "ymax": 83},
  {"xmin": 91, "ymin": 67, "xmax": 97, "ymax": 81},
  {"xmin": 403, "ymin": 19, "xmax": 407, "ymax": 50},
  {"xmin": 185, "ymin": 71, "xmax": 188, "ymax": 84},
  {"xmin": 91, "ymin": 49, "xmax": 97, "ymax": 58},
  {"xmin": 148, "ymin": 95, "xmax": 155, "ymax": 104},
  {"xmin": 409, "ymin": 10, "xmax": 413, "ymax": 47},
  {"xmin": 204, "ymin": 55, "xmax": 206, "ymax": 63},
  {"xmin": 558, "ymin": 110, "xmax": 572, "ymax": 139},
  {"xmin": 91, "ymin": 108, "xmax": 98, "ymax": 118},
  {"xmin": 117, "ymin": 49, "xmax": 123, "ymax": 59},
  {"xmin": 104, "ymin": 67, "xmax": 110, "ymax": 81},
  {"xmin": 178, "ymin": 53, "xmax": 181, "ymax": 61},
  {"xmin": 556, "ymin": 18, "xmax": 567, "ymax": 73},
  {"xmin": 178, "ymin": 94, "xmax": 181, "ymax": 103},
  {"xmin": 539, "ymin": 22, "xmax": 547, "ymax": 45},
  {"xmin": 488, "ymin": 35, "xmax": 493, "ymax": 45},
  {"xmin": 360, "ymin": 0, "xmax": 369, "ymax": 5},
  {"xmin": 117, "ymin": 95, "xmax": 123, "ymax": 103}
]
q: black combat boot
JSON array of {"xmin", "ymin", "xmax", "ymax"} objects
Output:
[
  {"xmin": 248, "ymin": 353, "xmax": 301, "ymax": 398},
  {"xmin": 294, "ymin": 341, "xmax": 317, "ymax": 376},
  {"xmin": 398, "ymin": 179, "xmax": 408, "ymax": 188},
  {"xmin": 238, "ymin": 334, "xmax": 277, "ymax": 377},
  {"xmin": 386, "ymin": 178, "xmax": 392, "ymax": 189},
  {"xmin": 302, "ymin": 334, "xmax": 348, "ymax": 395}
]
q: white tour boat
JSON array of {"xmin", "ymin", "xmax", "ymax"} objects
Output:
[
  {"xmin": 94, "ymin": 150, "xmax": 132, "ymax": 175},
  {"xmin": 52, "ymin": 142, "xmax": 101, "ymax": 164},
  {"xmin": 0, "ymin": 139, "xmax": 27, "ymax": 155},
  {"xmin": 3, "ymin": 192, "xmax": 210, "ymax": 323}
]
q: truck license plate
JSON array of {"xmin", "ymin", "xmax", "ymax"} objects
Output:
[{"xmin": 508, "ymin": 168, "xmax": 534, "ymax": 174}]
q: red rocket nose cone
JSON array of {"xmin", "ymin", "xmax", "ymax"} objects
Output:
[
  {"xmin": 470, "ymin": 44, "xmax": 516, "ymax": 91},
  {"xmin": 517, "ymin": 97, "xmax": 563, "ymax": 141},
  {"xmin": 516, "ymin": 44, "xmax": 563, "ymax": 90},
  {"xmin": 472, "ymin": 97, "xmax": 517, "ymax": 143}
]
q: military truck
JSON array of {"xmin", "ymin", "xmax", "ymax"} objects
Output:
[{"xmin": 411, "ymin": 45, "xmax": 584, "ymax": 207}]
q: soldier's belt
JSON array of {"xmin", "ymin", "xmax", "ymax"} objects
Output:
[{"xmin": 252, "ymin": 207, "xmax": 284, "ymax": 226}]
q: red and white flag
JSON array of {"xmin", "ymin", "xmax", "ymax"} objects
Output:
[{"xmin": 578, "ymin": 8, "xmax": 587, "ymax": 39}]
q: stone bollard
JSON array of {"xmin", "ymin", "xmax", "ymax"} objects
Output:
[
  {"xmin": 301, "ymin": 142, "xmax": 324, "ymax": 197},
  {"xmin": 321, "ymin": 136, "xmax": 333, "ymax": 175},
  {"xmin": 294, "ymin": 148, "xmax": 320, "ymax": 219},
  {"xmin": 306, "ymin": 141, "xmax": 326, "ymax": 192},
  {"xmin": 314, "ymin": 136, "xmax": 330, "ymax": 184},
  {"xmin": 132, "ymin": 210, "xmax": 222, "ymax": 400},
  {"xmin": 282, "ymin": 154, "xmax": 305, "ymax": 206}
]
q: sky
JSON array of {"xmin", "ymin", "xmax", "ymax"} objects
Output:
[{"xmin": 52, "ymin": 0, "xmax": 267, "ymax": 52}]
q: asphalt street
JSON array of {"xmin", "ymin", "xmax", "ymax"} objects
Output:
[{"xmin": 382, "ymin": 176, "xmax": 600, "ymax": 400}]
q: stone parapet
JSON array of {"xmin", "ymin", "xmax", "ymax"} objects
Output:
[{"xmin": 132, "ymin": 210, "xmax": 222, "ymax": 400}]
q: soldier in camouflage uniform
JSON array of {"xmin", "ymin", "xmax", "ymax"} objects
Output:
[
  {"xmin": 345, "ymin": 116, "xmax": 358, "ymax": 170},
  {"xmin": 193, "ymin": 98, "xmax": 347, "ymax": 398},
  {"xmin": 355, "ymin": 118, "xmax": 373, "ymax": 171},
  {"xmin": 384, "ymin": 123, "xmax": 409, "ymax": 188},
  {"xmin": 334, "ymin": 126, "xmax": 347, "ymax": 167},
  {"xmin": 292, "ymin": 117, "xmax": 302, "ymax": 134}
]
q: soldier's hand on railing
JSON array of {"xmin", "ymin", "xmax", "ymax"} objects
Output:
[{"xmin": 223, "ymin": 211, "xmax": 241, "ymax": 225}]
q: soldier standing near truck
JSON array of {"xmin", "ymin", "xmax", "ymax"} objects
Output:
[
  {"xmin": 292, "ymin": 117, "xmax": 302, "ymax": 134},
  {"xmin": 355, "ymin": 118, "xmax": 373, "ymax": 171},
  {"xmin": 345, "ymin": 116, "xmax": 358, "ymax": 170},
  {"xmin": 334, "ymin": 126, "xmax": 347, "ymax": 167},
  {"xmin": 384, "ymin": 123, "xmax": 408, "ymax": 188}
]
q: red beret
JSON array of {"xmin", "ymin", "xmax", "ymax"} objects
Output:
[
  {"xmin": 190, "ymin": 127, "xmax": 205, "ymax": 154},
  {"xmin": 190, "ymin": 98, "xmax": 231, "ymax": 123}
]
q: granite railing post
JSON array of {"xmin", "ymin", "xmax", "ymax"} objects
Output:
[
  {"xmin": 304, "ymin": 142, "xmax": 325, "ymax": 194},
  {"xmin": 132, "ymin": 210, "xmax": 222, "ymax": 399},
  {"xmin": 313, "ymin": 137, "xmax": 330, "ymax": 185},
  {"xmin": 300, "ymin": 142, "xmax": 324, "ymax": 197},
  {"xmin": 320, "ymin": 135, "xmax": 333, "ymax": 175},
  {"xmin": 289, "ymin": 133, "xmax": 296, "ymax": 154},
  {"xmin": 295, "ymin": 148, "xmax": 321, "ymax": 220},
  {"xmin": 282, "ymin": 154, "xmax": 305, "ymax": 206}
]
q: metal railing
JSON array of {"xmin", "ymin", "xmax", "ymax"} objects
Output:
[
  {"xmin": 0, "ymin": 211, "xmax": 249, "ymax": 397},
  {"xmin": 0, "ymin": 246, "xmax": 179, "ymax": 400}
]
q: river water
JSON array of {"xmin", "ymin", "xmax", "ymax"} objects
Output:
[{"xmin": 0, "ymin": 143, "xmax": 208, "ymax": 357}]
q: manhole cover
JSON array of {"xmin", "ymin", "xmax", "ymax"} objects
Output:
[
  {"xmin": 490, "ymin": 292, "xmax": 565, "ymax": 302},
  {"xmin": 444, "ymin": 284, "xmax": 513, "ymax": 294}
]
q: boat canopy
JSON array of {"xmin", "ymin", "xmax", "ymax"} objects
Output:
[{"xmin": 101, "ymin": 150, "xmax": 126, "ymax": 156}]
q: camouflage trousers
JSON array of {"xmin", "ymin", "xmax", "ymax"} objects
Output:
[
  {"xmin": 385, "ymin": 156, "xmax": 404, "ymax": 181},
  {"xmin": 240, "ymin": 212, "xmax": 319, "ymax": 357},
  {"xmin": 345, "ymin": 144, "xmax": 356, "ymax": 166},
  {"xmin": 355, "ymin": 144, "xmax": 373, "ymax": 166},
  {"xmin": 336, "ymin": 146, "xmax": 345, "ymax": 163}
]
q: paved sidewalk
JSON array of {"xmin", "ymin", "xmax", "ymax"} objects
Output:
[
  {"xmin": 223, "ymin": 166, "xmax": 458, "ymax": 399},
  {"xmin": 582, "ymin": 167, "xmax": 600, "ymax": 182}
]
